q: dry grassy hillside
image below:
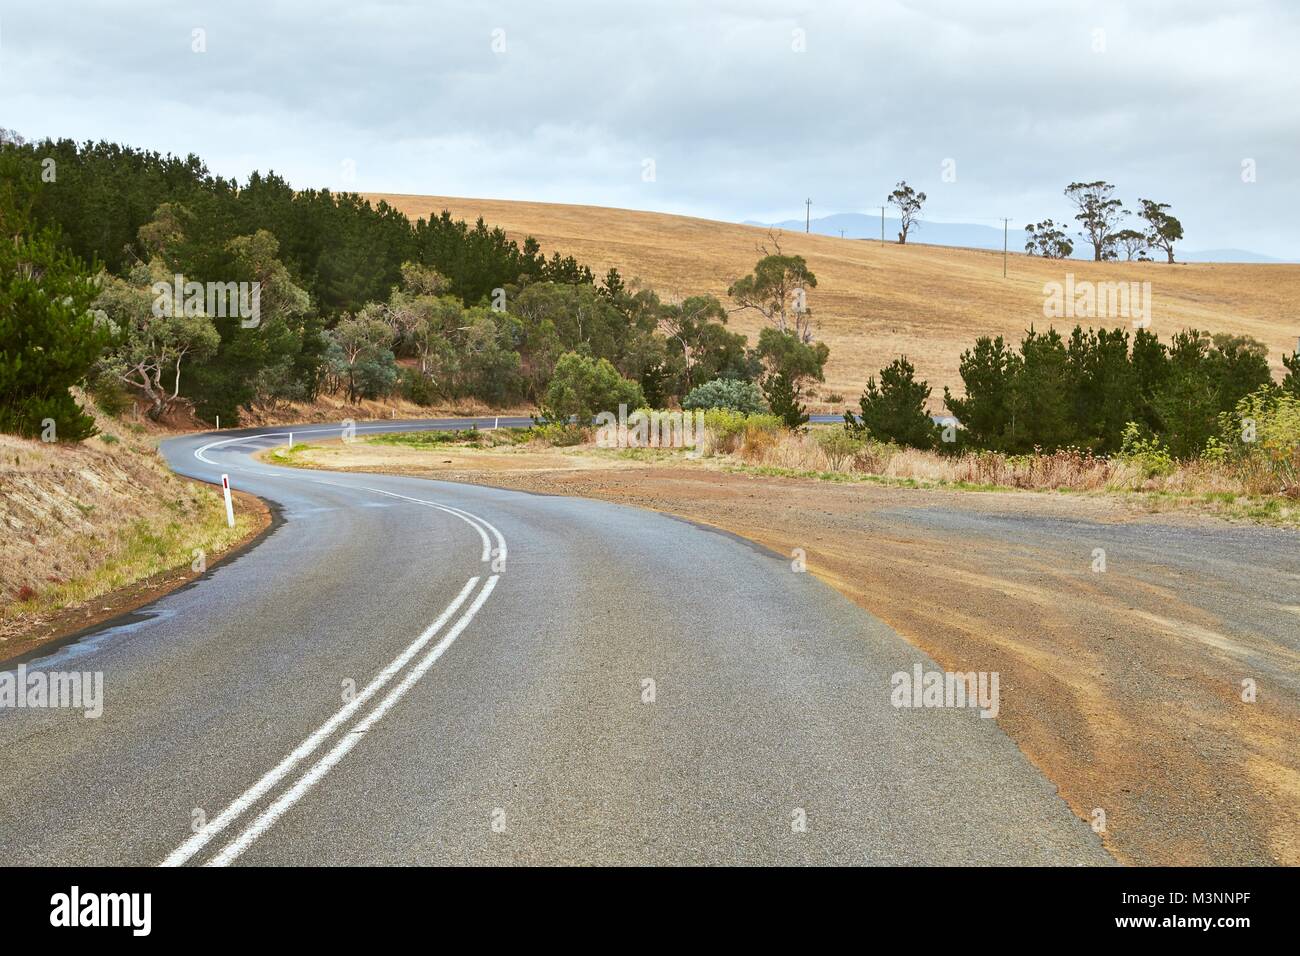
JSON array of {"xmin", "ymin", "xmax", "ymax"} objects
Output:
[{"xmin": 368, "ymin": 192, "xmax": 1300, "ymax": 406}]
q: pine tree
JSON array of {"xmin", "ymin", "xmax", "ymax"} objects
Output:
[
  {"xmin": 944, "ymin": 335, "xmax": 1019, "ymax": 450},
  {"xmin": 847, "ymin": 356, "xmax": 937, "ymax": 448},
  {"xmin": 1283, "ymin": 350, "xmax": 1300, "ymax": 399},
  {"xmin": 0, "ymin": 212, "xmax": 105, "ymax": 440},
  {"xmin": 763, "ymin": 371, "xmax": 808, "ymax": 429}
]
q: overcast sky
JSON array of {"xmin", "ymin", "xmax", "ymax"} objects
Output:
[{"xmin": 4, "ymin": 1, "xmax": 1298, "ymax": 256}]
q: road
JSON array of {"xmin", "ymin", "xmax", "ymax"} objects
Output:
[{"xmin": 0, "ymin": 419, "xmax": 1111, "ymax": 865}]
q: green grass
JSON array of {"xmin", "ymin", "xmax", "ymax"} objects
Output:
[
  {"xmin": 266, "ymin": 443, "xmax": 318, "ymax": 464},
  {"xmin": 367, "ymin": 429, "xmax": 484, "ymax": 447},
  {"xmin": 2, "ymin": 488, "xmax": 258, "ymax": 624},
  {"xmin": 582, "ymin": 446, "xmax": 685, "ymax": 463},
  {"xmin": 362, "ymin": 427, "xmax": 532, "ymax": 449}
]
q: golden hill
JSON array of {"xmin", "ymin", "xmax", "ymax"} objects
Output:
[{"xmin": 366, "ymin": 193, "xmax": 1299, "ymax": 405}]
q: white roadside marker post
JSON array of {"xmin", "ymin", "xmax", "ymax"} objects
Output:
[
  {"xmin": 494, "ymin": 416, "xmax": 499, "ymax": 430},
  {"xmin": 216, "ymin": 414, "xmax": 220, "ymax": 430},
  {"xmin": 221, "ymin": 474, "xmax": 235, "ymax": 527},
  {"xmin": 288, "ymin": 432, "xmax": 294, "ymax": 450}
]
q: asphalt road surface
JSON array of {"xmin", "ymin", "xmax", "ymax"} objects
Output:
[{"xmin": 0, "ymin": 419, "xmax": 1111, "ymax": 865}]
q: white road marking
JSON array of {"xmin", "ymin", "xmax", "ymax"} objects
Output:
[
  {"xmin": 359, "ymin": 485, "xmax": 506, "ymax": 565},
  {"xmin": 193, "ymin": 429, "xmax": 500, "ymax": 562},
  {"xmin": 160, "ymin": 576, "xmax": 481, "ymax": 867},
  {"xmin": 159, "ymin": 425, "xmax": 509, "ymax": 865},
  {"xmin": 207, "ymin": 574, "xmax": 499, "ymax": 866}
]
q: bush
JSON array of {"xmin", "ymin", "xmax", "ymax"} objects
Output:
[
  {"xmin": 542, "ymin": 351, "xmax": 645, "ymax": 424},
  {"xmin": 1219, "ymin": 387, "xmax": 1300, "ymax": 495},
  {"xmin": 702, "ymin": 408, "xmax": 747, "ymax": 447},
  {"xmin": 87, "ymin": 372, "xmax": 132, "ymax": 418},
  {"xmin": 0, "ymin": 224, "xmax": 105, "ymax": 441},
  {"xmin": 815, "ymin": 428, "xmax": 866, "ymax": 470},
  {"xmin": 528, "ymin": 422, "xmax": 588, "ymax": 446},
  {"xmin": 399, "ymin": 367, "xmax": 439, "ymax": 406},
  {"xmin": 353, "ymin": 352, "xmax": 399, "ymax": 400},
  {"xmin": 1119, "ymin": 422, "xmax": 1175, "ymax": 478},
  {"xmin": 683, "ymin": 378, "xmax": 768, "ymax": 414},
  {"xmin": 700, "ymin": 409, "xmax": 780, "ymax": 456}
]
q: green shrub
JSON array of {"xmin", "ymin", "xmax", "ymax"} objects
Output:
[
  {"xmin": 702, "ymin": 408, "xmax": 747, "ymax": 445},
  {"xmin": 1218, "ymin": 387, "xmax": 1300, "ymax": 494},
  {"xmin": 0, "ymin": 223, "xmax": 105, "ymax": 441},
  {"xmin": 815, "ymin": 428, "xmax": 866, "ymax": 470},
  {"xmin": 847, "ymin": 356, "xmax": 939, "ymax": 449},
  {"xmin": 87, "ymin": 371, "xmax": 132, "ymax": 418},
  {"xmin": 701, "ymin": 409, "xmax": 780, "ymax": 455},
  {"xmin": 1119, "ymin": 422, "xmax": 1175, "ymax": 477},
  {"xmin": 542, "ymin": 351, "xmax": 644, "ymax": 424},
  {"xmin": 398, "ymin": 367, "xmax": 439, "ymax": 406},
  {"xmin": 682, "ymin": 378, "xmax": 768, "ymax": 414},
  {"xmin": 529, "ymin": 422, "xmax": 587, "ymax": 446}
]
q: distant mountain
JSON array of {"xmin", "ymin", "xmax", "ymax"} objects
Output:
[
  {"xmin": 1174, "ymin": 248, "xmax": 1290, "ymax": 264},
  {"xmin": 745, "ymin": 213, "xmax": 1293, "ymax": 264}
]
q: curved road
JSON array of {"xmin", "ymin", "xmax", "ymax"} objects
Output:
[{"xmin": 0, "ymin": 419, "xmax": 1110, "ymax": 865}]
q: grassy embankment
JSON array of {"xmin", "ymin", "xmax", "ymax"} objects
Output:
[{"xmin": 0, "ymin": 397, "xmax": 262, "ymax": 649}]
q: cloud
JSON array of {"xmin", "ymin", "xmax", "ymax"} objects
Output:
[{"xmin": 4, "ymin": 0, "xmax": 1297, "ymax": 255}]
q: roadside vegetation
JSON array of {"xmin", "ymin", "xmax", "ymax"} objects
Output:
[
  {"xmin": 0, "ymin": 394, "xmax": 261, "ymax": 644},
  {"xmin": 1, "ymin": 135, "xmax": 830, "ymax": 439}
]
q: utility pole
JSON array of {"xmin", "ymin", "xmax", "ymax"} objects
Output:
[
  {"xmin": 881, "ymin": 206, "xmax": 885, "ymax": 245},
  {"xmin": 839, "ymin": 229, "xmax": 845, "ymax": 239},
  {"xmin": 1002, "ymin": 218, "xmax": 1009, "ymax": 277},
  {"xmin": 805, "ymin": 198, "xmax": 812, "ymax": 233}
]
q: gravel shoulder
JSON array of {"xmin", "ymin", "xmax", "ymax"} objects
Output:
[{"xmin": 280, "ymin": 439, "xmax": 1300, "ymax": 866}]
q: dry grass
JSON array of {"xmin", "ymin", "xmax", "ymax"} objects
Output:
[
  {"xmin": 366, "ymin": 192, "xmax": 1300, "ymax": 409},
  {"xmin": 0, "ymin": 396, "xmax": 259, "ymax": 643},
  {"xmin": 724, "ymin": 426, "xmax": 1300, "ymax": 523}
]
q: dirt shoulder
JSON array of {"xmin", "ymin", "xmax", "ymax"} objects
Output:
[{"xmin": 280, "ymin": 438, "xmax": 1300, "ymax": 866}]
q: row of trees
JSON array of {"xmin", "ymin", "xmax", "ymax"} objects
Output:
[
  {"xmin": 848, "ymin": 327, "xmax": 1298, "ymax": 459},
  {"xmin": 1, "ymin": 134, "xmax": 834, "ymax": 439},
  {"xmin": 1025, "ymin": 183, "xmax": 1184, "ymax": 263},
  {"xmin": 880, "ymin": 177, "xmax": 1183, "ymax": 263}
]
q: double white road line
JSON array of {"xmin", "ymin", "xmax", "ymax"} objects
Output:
[{"xmin": 162, "ymin": 430, "xmax": 505, "ymax": 866}]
